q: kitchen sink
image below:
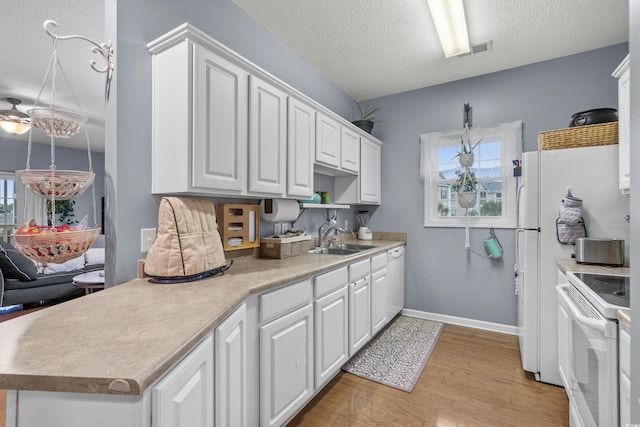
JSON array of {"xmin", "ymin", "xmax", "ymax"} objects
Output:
[
  {"xmin": 334, "ymin": 243, "xmax": 377, "ymax": 251},
  {"xmin": 308, "ymin": 243, "xmax": 377, "ymax": 256}
]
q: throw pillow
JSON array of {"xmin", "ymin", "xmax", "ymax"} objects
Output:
[
  {"xmin": 43, "ymin": 255, "xmax": 85, "ymax": 274},
  {"xmin": 84, "ymin": 248, "xmax": 105, "ymax": 266},
  {"xmin": 0, "ymin": 242, "xmax": 38, "ymax": 281}
]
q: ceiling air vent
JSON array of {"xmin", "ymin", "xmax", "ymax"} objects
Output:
[{"xmin": 456, "ymin": 40, "xmax": 493, "ymax": 57}]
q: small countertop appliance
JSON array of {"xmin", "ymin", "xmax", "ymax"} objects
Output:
[{"xmin": 357, "ymin": 211, "xmax": 372, "ymax": 240}]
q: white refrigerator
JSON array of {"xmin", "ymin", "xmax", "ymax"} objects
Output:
[{"xmin": 515, "ymin": 145, "xmax": 629, "ymax": 385}]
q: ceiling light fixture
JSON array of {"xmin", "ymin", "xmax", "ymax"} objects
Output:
[
  {"xmin": 427, "ymin": 0, "xmax": 471, "ymax": 58},
  {"xmin": 0, "ymin": 98, "xmax": 32, "ymax": 135}
]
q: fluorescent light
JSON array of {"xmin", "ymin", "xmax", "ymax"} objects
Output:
[{"xmin": 427, "ymin": 0, "xmax": 471, "ymax": 58}]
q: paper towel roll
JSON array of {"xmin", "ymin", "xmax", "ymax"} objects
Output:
[{"xmin": 260, "ymin": 199, "xmax": 300, "ymax": 222}]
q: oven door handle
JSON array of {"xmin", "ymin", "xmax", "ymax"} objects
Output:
[{"xmin": 557, "ymin": 284, "xmax": 607, "ymax": 334}]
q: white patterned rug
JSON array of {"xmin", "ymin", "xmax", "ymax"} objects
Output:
[{"xmin": 342, "ymin": 315, "xmax": 444, "ymax": 392}]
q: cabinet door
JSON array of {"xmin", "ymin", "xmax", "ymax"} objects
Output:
[
  {"xmin": 152, "ymin": 334, "xmax": 214, "ymax": 427},
  {"xmin": 315, "ymin": 112, "xmax": 341, "ymax": 168},
  {"xmin": 371, "ymin": 268, "xmax": 388, "ymax": 336},
  {"xmin": 260, "ymin": 304, "xmax": 314, "ymax": 427},
  {"xmin": 341, "ymin": 127, "xmax": 360, "ymax": 173},
  {"xmin": 359, "ymin": 137, "xmax": 381, "ymax": 204},
  {"xmin": 556, "ymin": 290, "xmax": 571, "ymax": 393},
  {"xmin": 193, "ymin": 45, "xmax": 248, "ymax": 193},
  {"xmin": 349, "ymin": 277, "xmax": 371, "ymax": 356},
  {"xmin": 287, "ymin": 97, "xmax": 315, "ymax": 198},
  {"xmin": 215, "ymin": 304, "xmax": 247, "ymax": 427},
  {"xmin": 314, "ymin": 286, "xmax": 348, "ymax": 389},
  {"xmin": 248, "ymin": 75, "xmax": 287, "ymax": 195}
]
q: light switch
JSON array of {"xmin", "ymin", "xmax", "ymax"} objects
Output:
[{"xmin": 141, "ymin": 228, "xmax": 157, "ymax": 253}]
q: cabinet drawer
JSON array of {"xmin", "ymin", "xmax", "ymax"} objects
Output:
[
  {"xmin": 619, "ymin": 326, "xmax": 631, "ymax": 376},
  {"xmin": 349, "ymin": 258, "xmax": 370, "ymax": 282},
  {"xmin": 260, "ymin": 279, "xmax": 312, "ymax": 323},
  {"xmin": 370, "ymin": 253, "xmax": 387, "ymax": 271},
  {"xmin": 314, "ymin": 266, "xmax": 348, "ymax": 299}
]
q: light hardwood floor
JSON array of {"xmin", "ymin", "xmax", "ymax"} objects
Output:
[
  {"xmin": 289, "ymin": 324, "xmax": 569, "ymax": 426},
  {"xmin": 0, "ymin": 315, "xmax": 568, "ymax": 427}
]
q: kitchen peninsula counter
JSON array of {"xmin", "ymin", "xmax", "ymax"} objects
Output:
[{"xmin": 0, "ymin": 238, "xmax": 404, "ymax": 396}]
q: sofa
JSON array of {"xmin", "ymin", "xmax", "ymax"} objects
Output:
[{"xmin": 0, "ymin": 235, "xmax": 105, "ymax": 308}]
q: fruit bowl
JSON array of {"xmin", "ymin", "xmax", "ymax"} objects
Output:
[
  {"xmin": 16, "ymin": 170, "xmax": 95, "ymax": 200},
  {"xmin": 28, "ymin": 108, "xmax": 88, "ymax": 138},
  {"xmin": 12, "ymin": 226, "xmax": 101, "ymax": 264}
]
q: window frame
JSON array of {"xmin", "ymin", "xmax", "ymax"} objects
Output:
[
  {"xmin": 0, "ymin": 171, "xmax": 17, "ymax": 242},
  {"xmin": 420, "ymin": 121, "xmax": 522, "ymax": 228}
]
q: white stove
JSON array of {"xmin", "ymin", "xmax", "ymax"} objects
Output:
[
  {"xmin": 557, "ymin": 271, "xmax": 629, "ymax": 426},
  {"xmin": 567, "ymin": 271, "xmax": 630, "ymax": 318}
]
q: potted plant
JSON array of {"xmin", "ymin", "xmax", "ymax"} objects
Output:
[
  {"xmin": 352, "ymin": 104, "xmax": 381, "ymax": 134},
  {"xmin": 46, "ymin": 199, "xmax": 77, "ymax": 225},
  {"xmin": 451, "ymin": 169, "xmax": 478, "ymax": 208},
  {"xmin": 452, "ymin": 125, "xmax": 482, "ymax": 167}
]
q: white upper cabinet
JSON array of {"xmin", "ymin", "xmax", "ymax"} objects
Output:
[
  {"xmin": 359, "ymin": 137, "xmax": 382, "ymax": 204},
  {"xmin": 248, "ymin": 75, "xmax": 287, "ymax": 196},
  {"xmin": 287, "ymin": 97, "xmax": 316, "ymax": 198},
  {"xmin": 315, "ymin": 112, "xmax": 342, "ymax": 168},
  {"xmin": 149, "ymin": 24, "xmax": 382, "ymax": 200},
  {"xmin": 194, "ymin": 46, "xmax": 249, "ymax": 194},
  {"xmin": 150, "ymin": 37, "xmax": 248, "ymax": 196},
  {"xmin": 341, "ymin": 127, "xmax": 360, "ymax": 173},
  {"xmin": 613, "ymin": 54, "xmax": 630, "ymax": 194},
  {"xmin": 333, "ymin": 135, "xmax": 382, "ymax": 205}
]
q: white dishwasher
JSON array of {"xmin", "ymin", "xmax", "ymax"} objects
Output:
[{"xmin": 387, "ymin": 246, "xmax": 405, "ymax": 320}]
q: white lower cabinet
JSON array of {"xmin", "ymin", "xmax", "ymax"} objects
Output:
[
  {"xmin": 152, "ymin": 334, "xmax": 214, "ymax": 427},
  {"xmin": 314, "ymin": 267, "xmax": 349, "ymax": 389},
  {"xmin": 256, "ymin": 279, "xmax": 315, "ymax": 427},
  {"xmin": 214, "ymin": 304, "xmax": 247, "ymax": 427},
  {"xmin": 619, "ymin": 322, "xmax": 631, "ymax": 427},
  {"xmin": 370, "ymin": 253, "xmax": 388, "ymax": 336},
  {"xmin": 349, "ymin": 276, "xmax": 371, "ymax": 356},
  {"xmin": 260, "ymin": 303, "xmax": 314, "ymax": 427},
  {"xmin": 348, "ymin": 258, "xmax": 372, "ymax": 356}
]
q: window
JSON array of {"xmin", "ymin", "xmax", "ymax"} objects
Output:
[
  {"xmin": 420, "ymin": 121, "xmax": 522, "ymax": 228},
  {"xmin": 0, "ymin": 172, "xmax": 17, "ymax": 242}
]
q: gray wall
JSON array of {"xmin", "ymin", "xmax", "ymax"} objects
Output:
[
  {"xmin": 0, "ymin": 137, "xmax": 105, "ymax": 228},
  {"xmin": 364, "ymin": 44, "xmax": 628, "ymax": 326},
  {"xmin": 104, "ymin": 0, "xmax": 357, "ymax": 285}
]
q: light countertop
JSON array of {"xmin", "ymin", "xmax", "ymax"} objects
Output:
[{"xmin": 0, "ymin": 237, "xmax": 404, "ymax": 395}]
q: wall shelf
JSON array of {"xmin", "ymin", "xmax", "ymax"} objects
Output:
[{"xmin": 299, "ymin": 203, "xmax": 350, "ymax": 210}]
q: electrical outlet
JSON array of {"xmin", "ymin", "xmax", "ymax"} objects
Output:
[
  {"xmin": 274, "ymin": 223, "xmax": 282, "ymax": 235},
  {"xmin": 140, "ymin": 228, "xmax": 157, "ymax": 253},
  {"xmin": 344, "ymin": 220, "xmax": 349, "ymax": 230}
]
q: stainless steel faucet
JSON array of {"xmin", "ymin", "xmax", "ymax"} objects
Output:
[
  {"xmin": 321, "ymin": 226, "xmax": 345, "ymax": 248},
  {"xmin": 317, "ymin": 212, "xmax": 339, "ymax": 247}
]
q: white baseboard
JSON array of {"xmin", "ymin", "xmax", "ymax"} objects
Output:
[{"xmin": 401, "ymin": 308, "xmax": 519, "ymax": 336}]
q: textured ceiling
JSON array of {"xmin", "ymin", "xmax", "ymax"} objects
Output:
[{"xmin": 232, "ymin": 0, "xmax": 629, "ymax": 101}]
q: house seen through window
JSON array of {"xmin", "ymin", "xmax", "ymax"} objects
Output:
[{"xmin": 421, "ymin": 121, "xmax": 522, "ymax": 228}]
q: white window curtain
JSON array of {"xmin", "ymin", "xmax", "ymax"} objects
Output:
[
  {"xmin": 16, "ymin": 182, "xmax": 47, "ymax": 226},
  {"xmin": 420, "ymin": 120, "xmax": 523, "ymax": 228}
]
